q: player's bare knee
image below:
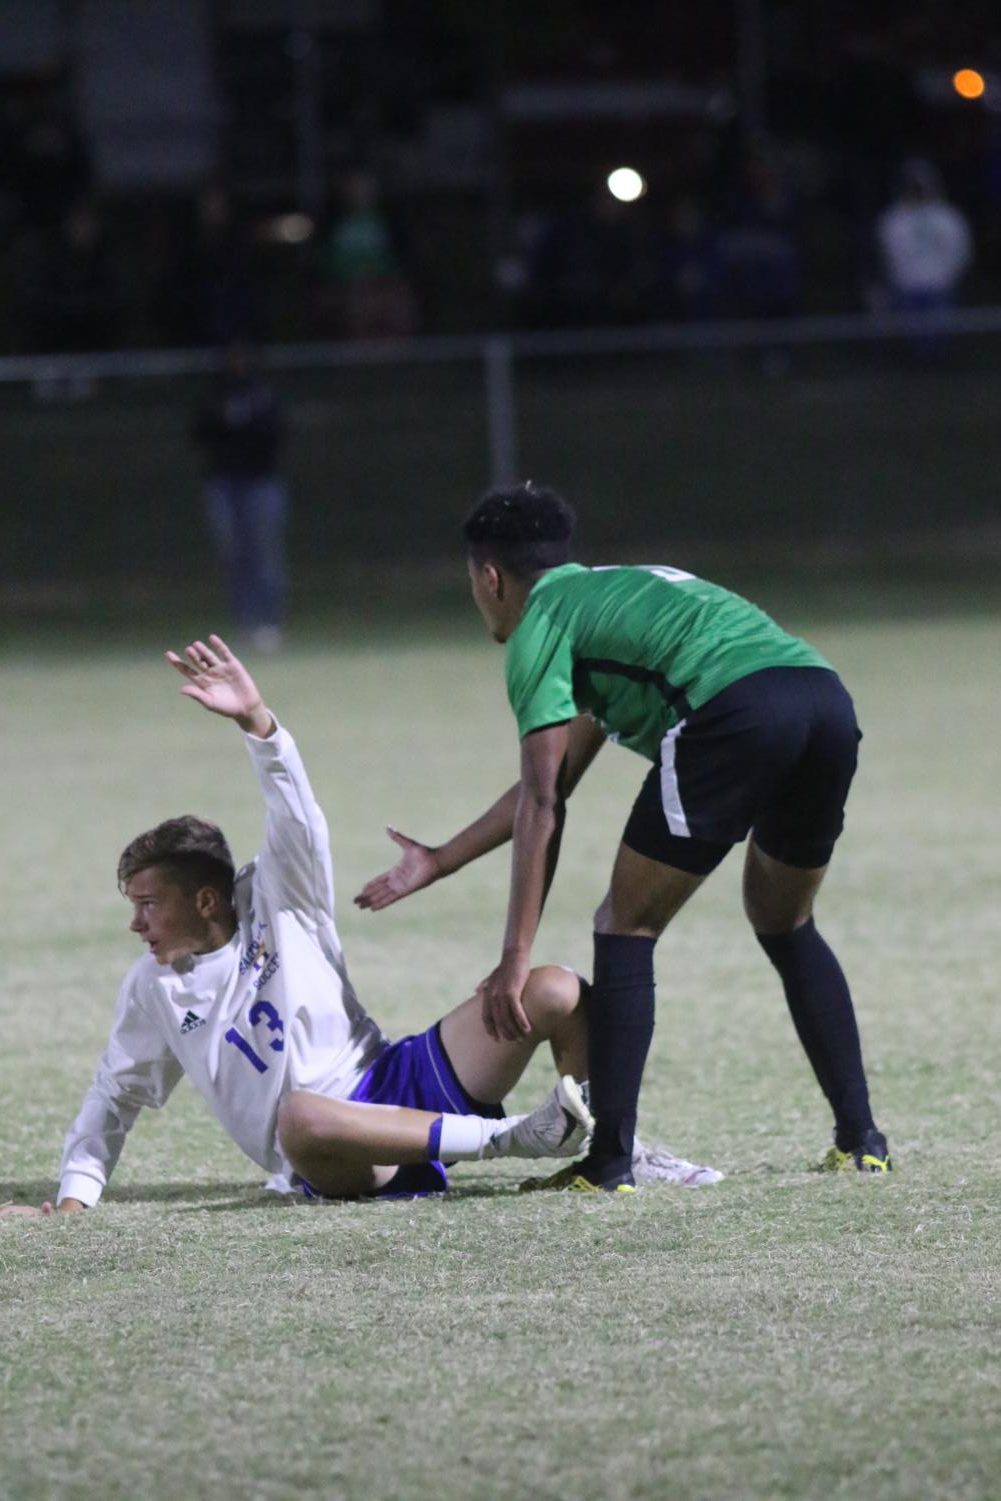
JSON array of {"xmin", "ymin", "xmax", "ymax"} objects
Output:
[
  {"xmin": 744, "ymin": 880, "xmax": 816, "ymax": 933},
  {"xmin": 743, "ymin": 840, "xmax": 826, "ymax": 933},
  {"xmin": 742, "ymin": 882, "xmax": 770, "ymax": 930},
  {"xmin": 277, "ymin": 1090, "xmax": 328, "ymax": 1156},
  {"xmin": 522, "ymin": 965, "xmax": 580, "ymax": 1033},
  {"xmin": 594, "ymin": 888, "xmax": 669, "ymax": 938},
  {"xmin": 743, "ymin": 866, "xmax": 816, "ymax": 933},
  {"xmin": 593, "ymin": 892, "xmax": 615, "ymax": 934}
]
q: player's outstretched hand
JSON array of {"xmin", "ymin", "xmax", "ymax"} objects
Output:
[
  {"xmin": 354, "ymin": 828, "xmax": 441, "ymax": 911},
  {"xmin": 478, "ymin": 953, "xmax": 533, "ymax": 1042},
  {"xmin": 165, "ymin": 635, "xmax": 274, "ymax": 738}
]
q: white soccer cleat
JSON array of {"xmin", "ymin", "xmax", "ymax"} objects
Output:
[
  {"xmin": 491, "ymin": 1076, "xmax": 594, "ymax": 1159},
  {"xmin": 631, "ymin": 1138, "xmax": 724, "ymax": 1187}
]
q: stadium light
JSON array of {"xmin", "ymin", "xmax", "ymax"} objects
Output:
[
  {"xmin": 607, "ymin": 167, "xmax": 647, "ymax": 203},
  {"xmin": 953, "ymin": 68, "xmax": 986, "ymax": 100}
]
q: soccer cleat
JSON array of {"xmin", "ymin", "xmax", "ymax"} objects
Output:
[
  {"xmin": 631, "ymin": 1138, "xmax": 724, "ymax": 1187},
  {"xmin": 853, "ymin": 1129, "xmax": 893, "ymax": 1173},
  {"xmin": 815, "ymin": 1145, "xmax": 855, "ymax": 1173},
  {"xmin": 815, "ymin": 1129, "xmax": 893, "ymax": 1174},
  {"xmin": 490, "ymin": 1076, "xmax": 594, "ymax": 1160},
  {"xmin": 519, "ymin": 1159, "xmax": 637, "ymax": 1193}
]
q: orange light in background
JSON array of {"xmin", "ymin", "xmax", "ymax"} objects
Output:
[{"xmin": 953, "ymin": 69, "xmax": 986, "ymax": 100}]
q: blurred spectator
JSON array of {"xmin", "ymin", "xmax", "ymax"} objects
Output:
[
  {"xmin": 519, "ymin": 190, "xmax": 650, "ymax": 327},
  {"xmin": 161, "ymin": 185, "xmax": 259, "ymax": 346},
  {"xmin": 654, "ymin": 197, "xmax": 722, "ymax": 321},
  {"xmin": 721, "ymin": 153, "xmax": 802, "ymax": 321},
  {"xmin": 318, "ymin": 170, "xmax": 417, "ymax": 339},
  {"xmin": 11, "ymin": 199, "xmax": 122, "ymax": 358},
  {"xmin": 826, "ymin": 29, "xmax": 924, "ymax": 233},
  {"xmin": 1, "ymin": 95, "xmax": 91, "ymax": 231},
  {"xmin": 875, "ymin": 159, "xmax": 973, "ymax": 329},
  {"xmin": 192, "ymin": 343, "xmax": 288, "ymax": 651}
]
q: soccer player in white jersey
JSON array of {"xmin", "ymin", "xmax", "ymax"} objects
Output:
[{"xmin": 2, "ymin": 635, "xmax": 601, "ymax": 1219}]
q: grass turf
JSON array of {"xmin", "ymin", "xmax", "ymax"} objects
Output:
[{"xmin": 2, "ymin": 588, "xmax": 1000, "ymax": 1501}]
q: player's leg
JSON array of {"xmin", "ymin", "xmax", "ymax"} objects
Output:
[
  {"xmin": 229, "ymin": 481, "xmax": 261, "ymax": 632},
  {"xmin": 548, "ymin": 683, "xmax": 768, "ymax": 1191},
  {"xmin": 747, "ymin": 669, "xmax": 889, "ymax": 1172},
  {"xmin": 203, "ymin": 479, "xmax": 241, "ymax": 625},
  {"xmin": 246, "ymin": 476, "xmax": 287, "ymax": 643},
  {"xmin": 439, "ymin": 963, "xmax": 587, "ymax": 1104},
  {"xmin": 276, "ymin": 1076, "xmax": 592, "ymax": 1200},
  {"xmin": 524, "ymin": 841, "xmax": 720, "ymax": 1197},
  {"xmin": 744, "ymin": 840, "xmax": 886, "ymax": 1168},
  {"xmin": 578, "ymin": 840, "xmax": 718, "ymax": 1189},
  {"xmin": 277, "ymin": 1093, "xmax": 428, "ymax": 1196}
]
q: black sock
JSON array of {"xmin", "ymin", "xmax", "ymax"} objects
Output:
[
  {"xmin": 586, "ymin": 933, "xmax": 657, "ymax": 1175},
  {"xmin": 756, "ymin": 919, "xmax": 876, "ymax": 1150}
]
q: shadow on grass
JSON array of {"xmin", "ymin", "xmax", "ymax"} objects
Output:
[
  {"xmin": 2, "ymin": 1178, "xmax": 528, "ymax": 1213},
  {"xmin": 0, "ymin": 1179, "xmax": 260, "ymax": 1206},
  {"xmin": 173, "ymin": 1180, "xmax": 528, "ymax": 1213}
]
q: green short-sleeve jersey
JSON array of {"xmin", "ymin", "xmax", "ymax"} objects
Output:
[{"xmin": 505, "ymin": 563, "xmax": 831, "ymax": 760}]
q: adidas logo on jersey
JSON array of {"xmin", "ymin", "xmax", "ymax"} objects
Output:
[{"xmin": 180, "ymin": 1010, "xmax": 206, "ymax": 1035}]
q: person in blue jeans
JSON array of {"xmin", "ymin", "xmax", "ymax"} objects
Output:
[{"xmin": 193, "ymin": 342, "xmax": 288, "ymax": 650}]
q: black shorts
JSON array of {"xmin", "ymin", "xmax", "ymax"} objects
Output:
[{"xmin": 621, "ymin": 667, "xmax": 861, "ymax": 876}]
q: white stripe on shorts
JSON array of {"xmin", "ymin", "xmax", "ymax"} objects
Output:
[
  {"xmin": 659, "ymin": 719, "xmax": 691, "ymax": 838},
  {"xmin": 423, "ymin": 1029, "xmax": 463, "ymax": 1114}
]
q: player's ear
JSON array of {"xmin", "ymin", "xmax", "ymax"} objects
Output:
[
  {"xmin": 195, "ymin": 885, "xmax": 221, "ymax": 920},
  {"xmin": 483, "ymin": 561, "xmax": 503, "ymax": 600}
]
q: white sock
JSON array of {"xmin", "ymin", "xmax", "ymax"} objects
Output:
[{"xmin": 432, "ymin": 1111, "xmax": 523, "ymax": 1161}]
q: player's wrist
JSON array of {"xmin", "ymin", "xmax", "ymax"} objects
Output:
[
  {"xmin": 238, "ymin": 703, "xmax": 275, "ymax": 737},
  {"xmin": 429, "ymin": 841, "xmax": 461, "ymax": 879}
]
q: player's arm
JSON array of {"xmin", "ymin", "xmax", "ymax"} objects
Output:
[
  {"xmin": 58, "ymin": 976, "xmax": 184, "ymax": 1210},
  {"xmin": 167, "ymin": 636, "xmax": 336, "ymax": 927},
  {"xmin": 1, "ymin": 980, "xmax": 184, "ymax": 1220},
  {"xmin": 354, "ymin": 713, "xmax": 605, "ymax": 911},
  {"xmin": 478, "ymin": 720, "xmax": 572, "ymax": 1042}
]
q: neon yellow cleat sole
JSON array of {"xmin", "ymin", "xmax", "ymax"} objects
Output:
[
  {"xmin": 815, "ymin": 1131, "xmax": 893, "ymax": 1175},
  {"xmin": 519, "ymin": 1162, "xmax": 638, "ymax": 1194},
  {"xmin": 815, "ymin": 1146, "xmax": 856, "ymax": 1173}
]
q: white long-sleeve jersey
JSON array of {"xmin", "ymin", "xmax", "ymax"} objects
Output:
[
  {"xmin": 877, "ymin": 200, "xmax": 972, "ymax": 294},
  {"xmin": 58, "ymin": 723, "xmax": 387, "ymax": 1207}
]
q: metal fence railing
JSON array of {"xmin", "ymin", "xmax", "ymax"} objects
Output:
[{"xmin": 4, "ymin": 307, "xmax": 1001, "ymax": 586}]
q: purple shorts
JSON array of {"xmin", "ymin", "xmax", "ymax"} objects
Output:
[
  {"xmin": 350, "ymin": 1022, "xmax": 505, "ymax": 1119},
  {"xmin": 292, "ymin": 1025, "xmax": 504, "ymax": 1200},
  {"xmin": 328, "ymin": 1023, "xmax": 503, "ymax": 1195}
]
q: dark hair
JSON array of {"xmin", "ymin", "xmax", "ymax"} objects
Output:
[
  {"xmin": 463, "ymin": 482, "xmax": 576, "ymax": 578},
  {"xmin": 118, "ymin": 816, "xmax": 236, "ymax": 902}
]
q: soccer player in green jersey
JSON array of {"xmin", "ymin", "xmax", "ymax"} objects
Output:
[{"xmin": 356, "ymin": 484, "xmax": 891, "ymax": 1191}]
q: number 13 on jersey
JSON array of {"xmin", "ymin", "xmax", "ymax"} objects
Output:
[{"xmin": 225, "ymin": 999, "xmax": 285, "ymax": 1074}]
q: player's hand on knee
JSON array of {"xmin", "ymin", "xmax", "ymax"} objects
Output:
[
  {"xmin": 354, "ymin": 828, "xmax": 440, "ymax": 911},
  {"xmin": 478, "ymin": 955, "xmax": 533, "ymax": 1042}
]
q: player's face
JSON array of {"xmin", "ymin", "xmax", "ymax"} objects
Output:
[
  {"xmin": 125, "ymin": 867, "xmax": 217, "ymax": 965},
  {"xmin": 466, "ymin": 558, "xmax": 506, "ymax": 641}
]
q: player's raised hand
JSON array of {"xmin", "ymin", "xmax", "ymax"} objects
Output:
[
  {"xmin": 354, "ymin": 828, "xmax": 441, "ymax": 910},
  {"xmin": 165, "ymin": 635, "xmax": 274, "ymax": 737}
]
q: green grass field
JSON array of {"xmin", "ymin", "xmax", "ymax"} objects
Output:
[{"xmin": 2, "ymin": 584, "xmax": 1000, "ymax": 1501}]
